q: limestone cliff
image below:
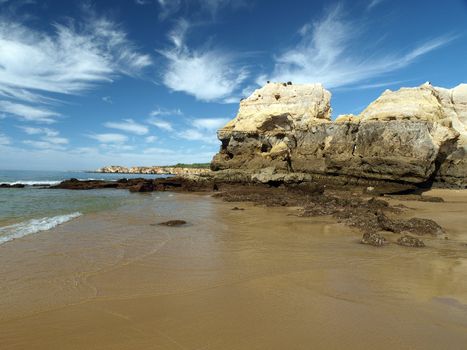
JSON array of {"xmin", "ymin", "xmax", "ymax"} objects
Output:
[
  {"xmin": 96, "ymin": 165, "xmax": 211, "ymax": 176},
  {"xmin": 212, "ymin": 82, "xmax": 467, "ymax": 187}
]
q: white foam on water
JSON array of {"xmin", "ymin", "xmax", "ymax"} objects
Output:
[
  {"xmin": 0, "ymin": 212, "xmax": 82, "ymax": 245},
  {"xmin": 0, "ymin": 180, "xmax": 62, "ymax": 186},
  {"xmin": 0, "ymin": 178, "xmax": 118, "ymax": 186}
]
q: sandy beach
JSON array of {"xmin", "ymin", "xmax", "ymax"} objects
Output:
[{"xmin": 1, "ymin": 189, "xmax": 466, "ymax": 349}]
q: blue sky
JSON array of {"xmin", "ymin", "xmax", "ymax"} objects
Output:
[{"xmin": 0, "ymin": 0, "xmax": 466, "ymax": 170}]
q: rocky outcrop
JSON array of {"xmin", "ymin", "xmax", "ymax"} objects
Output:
[
  {"xmin": 95, "ymin": 165, "xmax": 211, "ymax": 176},
  {"xmin": 212, "ymin": 82, "xmax": 467, "ymax": 187}
]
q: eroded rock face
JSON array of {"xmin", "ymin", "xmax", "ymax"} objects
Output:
[
  {"xmin": 222, "ymin": 82, "xmax": 331, "ymax": 135},
  {"xmin": 212, "ymin": 82, "xmax": 467, "ymax": 187}
]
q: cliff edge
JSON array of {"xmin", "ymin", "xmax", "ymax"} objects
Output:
[{"xmin": 212, "ymin": 82, "xmax": 467, "ymax": 187}]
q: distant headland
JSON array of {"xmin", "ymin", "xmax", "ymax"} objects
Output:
[{"xmin": 92, "ymin": 163, "xmax": 211, "ymax": 176}]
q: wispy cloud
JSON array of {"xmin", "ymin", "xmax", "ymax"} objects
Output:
[
  {"xmin": 367, "ymin": 0, "xmax": 384, "ymax": 10},
  {"xmin": 0, "ymin": 133, "xmax": 10, "ymax": 145},
  {"xmin": 192, "ymin": 117, "xmax": 229, "ymax": 130},
  {"xmin": 149, "ymin": 107, "xmax": 183, "ymax": 116},
  {"xmin": 0, "ymin": 101, "xmax": 59, "ymax": 123},
  {"xmin": 157, "ymin": 0, "xmax": 245, "ymax": 20},
  {"xmin": 102, "ymin": 96, "xmax": 113, "ymax": 104},
  {"xmin": 88, "ymin": 133, "xmax": 128, "ymax": 144},
  {"xmin": 0, "ymin": 11, "xmax": 152, "ymax": 122},
  {"xmin": 261, "ymin": 4, "xmax": 456, "ymax": 89},
  {"xmin": 19, "ymin": 126, "xmax": 59, "ymax": 137},
  {"xmin": 23, "ymin": 140, "xmax": 67, "ymax": 151},
  {"xmin": 177, "ymin": 117, "xmax": 227, "ymax": 144},
  {"xmin": 158, "ymin": 19, "xmax": 248, "ymax": 102},
  {"xmin": 157, "ymin": 0, "xmax": 182, "ymax": 20},
  {"xmin": 19, "ymin": 125, "xmax": 69, "ymax": 150},
  {"xmin": 104, "ymin": 118, "xmax": 149, "ymax": 135},
  {"xmin": 135, "ymin": 0, "xmax": 152, "ymax": 5},
  {"xmin": 145, "ymin": 135, "xmax": 158, "ymax": 143},
  {"xmin": 148, "ymin": 118, "xmax": 174, "ymax": 132}
]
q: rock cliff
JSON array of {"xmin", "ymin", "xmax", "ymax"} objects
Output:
[
  {"xmin": 212, "ymin": 82, "xmax": 467, "ymax": 187},
  {"xmin": 96, "ymin": 165, "xmax": 211, "ymax": 176}
]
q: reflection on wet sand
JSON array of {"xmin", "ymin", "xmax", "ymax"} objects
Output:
[{"xmin": 0, "ymin": 190, "xmax": 466, "ymax": 349}]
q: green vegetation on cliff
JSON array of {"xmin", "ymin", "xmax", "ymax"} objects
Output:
[{"xmin": 168, "ymin": 163, "xmax": 211, "ymax": 169}]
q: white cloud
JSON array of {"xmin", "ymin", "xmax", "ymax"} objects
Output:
[
  {"xmin": 23, "ymin": 140, "xmax": 66, "ymax": 151},
  {"xmin": 158, "ymin": 19, "xmax": 248, "ymax": 101},
  {"xmin": 192, "ymin": 117, "xmax": 229, "ymax": 130},
  {"xmin": 0, "ymin": 143, "xmax": 216, "ymax": 170},
  {"xmin": 145, "ymin": 135, "xmax": 158, "ymax": 143},
  {"xmin": 263, "ymin": 5, "xmax": 456, "ymax": 89},
  {"xmin": 176, "ymin": 117, "xmax": 226, "ymax": 144},
  {"xmin": 47, "ymin": 136, "xmax": 69, "ymax": 145},
  {"xmin": 88, "ymin": 133, "xmax": 128, "ymax": 144},
  {"xmin": 367, "ymin": 0, "xmax": 384, "ymax": 10},
  {"xmin": 0, "ymin": 16, "xmax": 152, "ymax": 100},
  {"xmin": 104, "ymin": 118, "xmax": 149, "ymax": 135},
  {"xmin": 0, "ymin": 101, "xmax": 59, "ymax": 123},
  {"xmin": 102, "ymin": 96, "xmax": 113, "ymax": 104},
  {"xmin": 0, "ymin": 133, "xmax": 10, "ymax": 145},
  {"xmin": 19, "ymin": 126, "xmax": 69, "ymax": 148},
  {"xmin": 148, "ymin": 118, "xmax": 174, "ymax": 131},
  {"xmin": 157, "ymin": 0, "xmax": 182, "ymax": 20},
  {"xmin": 0, "ymin": 12, "xmax": 152, "ymax": 123},
  {"xmin": 135, "ymin": 0, "xmax": 152, "ymax": 5},
  {"xmin": 178, "ymin": 129, "xmax": 205, "ymax": 141},
  {"xmin": 149, "ymin": 107, "xmax": 183, "ymax": 116},
  {"xmin": 142, "ymin": 146, "xmax": 175, "ymax": 154},
  {"xmin": 156, "ymin": 0, "xmax": 248, "ymax": 20},
  {"xmin": 19, "ymin": 126, "xmax": 59, "ymax": 137}
]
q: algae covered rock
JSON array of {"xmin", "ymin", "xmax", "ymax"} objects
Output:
[
  {"xmin": 361, "ymin": 232, "xmax": 387, "ymax": 247},
  {"xmin": 397, "ymin": 235, "xmax": 425, "ymax": 248}
]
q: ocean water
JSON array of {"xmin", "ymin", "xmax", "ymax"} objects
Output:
[{"xmin": 0, "ymin": 170, "xmax": 166, "ymax": 245}]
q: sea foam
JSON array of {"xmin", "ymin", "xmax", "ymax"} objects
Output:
[
  {"xmin": 0, "ymin": 180, "xmax": 62, "ymax": 186},
  {"xmin": 0, "ymin": 212, "xmax": 82, "ymax": 245}
]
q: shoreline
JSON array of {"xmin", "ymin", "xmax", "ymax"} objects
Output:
[{"xmin": 0, "ymin": 189, "xmax": 466, "ymax": 349}]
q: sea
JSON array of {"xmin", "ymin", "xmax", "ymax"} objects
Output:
[{"xmin": 0, "ymin": 169, "xmax": 166, "ymax": 245}]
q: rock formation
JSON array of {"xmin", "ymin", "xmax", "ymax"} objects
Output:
[
  {"xmin": 96, "ymin": 165, "xmax": 211, "ymax": 176},
  {"xmin": 212, "ymin": 82, "xmax": 467, "ymax": 187}
]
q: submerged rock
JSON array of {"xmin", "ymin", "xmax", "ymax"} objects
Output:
[
  {"xmin": 361, "ymin": 232, "xmax": 387, "ymax": 247},
  {"xmin": 397, "ymin": 235, "xmax": 425, "ymax": 248},
  {"xmin": 0, "ymin": 183, "xmax": 25, "ymax": 188},
  {"xmin": 158, "ymin": 220, "xmax": 187, "ymax": 227}
]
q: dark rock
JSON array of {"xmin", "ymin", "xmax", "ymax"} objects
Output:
[
  {"xmin": 0, "ymin": 183, "xmax": 25, "ymax": 188},
  {"xmin": 404, "ymin": 218, "xmax": 444, "ymax": 236},
  {"xmin": 128, "ymin": 181, "xmax": 155, "ymax": 192},
  {"xmin": 231, "ymin": 207, "xmax": 245, "ymax": 210},
  {"xmin": 158, "ymin": 220, "xmax": 187, "ymax": 227},
  {"xmin": 52, "ymin": 179, "xmax": 119, "ymax": 190},
  {"xmin": 361, "ymin": 232, "xmax": 387, "ymax": 247},
  {"xmin": 397, "ymin": 234, "xmax": 425, "ymax": 247}
]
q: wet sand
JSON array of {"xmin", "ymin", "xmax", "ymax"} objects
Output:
[{"xmin": 1, "ymin": 190, "xmax": 467, "ymax": 349}]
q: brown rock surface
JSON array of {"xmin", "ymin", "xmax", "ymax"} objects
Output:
[{"xmin": 212, "ymin": 82, "xmax": 467, "ymax": 187}]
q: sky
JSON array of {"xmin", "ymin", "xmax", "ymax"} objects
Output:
[{"xmin": 0, "ymin": 0, "xmax": 466, "ymax": 170}]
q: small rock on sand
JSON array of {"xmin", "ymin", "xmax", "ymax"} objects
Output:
[
  {"xmin": 397, "ymin": 234, "xmax": 425, "ymax": 248},
  {"xmin": 157, "ymin": 220, "xmax": 187, "ymax": 227},
  {"xmin": 231, "ymin": 207, "xmax": 245, "ymax": 210},
  {"xmin": 361, "ymin": 232, "xmax": 387, "ymax": 247}
]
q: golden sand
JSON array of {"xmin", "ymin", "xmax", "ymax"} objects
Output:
[{"xmin": 1, "ymin": 190, "xmax": 466, "ymax": 349}]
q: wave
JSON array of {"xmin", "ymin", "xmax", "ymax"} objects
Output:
[
  {"xmin": 0, "ymin": 180, "xmax": 62, "ymax": 186},
  {"xmin": 0, "ymin": 178, "xmax": 111, "ymax": 186},
  {"xmin": 0, "ymin": 212, "xmax": 82, "ymax": 245}
]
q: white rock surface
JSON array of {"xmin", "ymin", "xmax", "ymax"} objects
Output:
[{"xmin": 224, "ymin": 82, "xmax": 331, "ymax": 133}]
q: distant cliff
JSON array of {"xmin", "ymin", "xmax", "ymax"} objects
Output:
[{"xmin": 95, "ymin": 165, "xmax": 212, "ymax": 176}]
